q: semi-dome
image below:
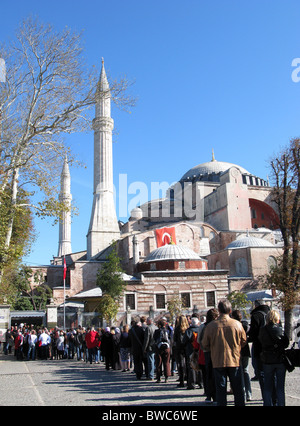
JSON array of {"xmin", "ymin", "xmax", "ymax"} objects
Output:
[
  {"xmin": 144, "ymin": 244, "xmax": 203, "ymax": 262},
  {"xmin": 180, "ymin": 159, "xmax": 250, "ymax": 182},
  {"xmin": 226, "ymin": 236, "xmax": 274, "ymax": 249},
  {"xmin": 130, "ymin": 207, "xmax": 143, "ymax": 220}
]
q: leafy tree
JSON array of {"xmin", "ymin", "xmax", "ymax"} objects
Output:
[
  {"xmin": 96, "ymin": 243, "xmax": 126, "ymax": 300},
  {"xmin": 96, "ymin": 294, "xmax": 119, "ymax": 325},
  {"xmin": 0, "ymin": 188, "xmax": 35, "ymax": 288},
  {"xmin": 263, "ymin": 255, "xmax": 299, "ymax": 315},
  {"xmin": 167, "ymin": 293, "xmax": 183, "ymax": 322},
  {"xmin": 227, "ymin": 291, "xmax": 250, "ymax": 317},
  {"xmin": 264, "ymin": 137, "xmax": 300, "ymax": 338},
  {"xmin": 1, "ymin": 265, "xmax": 52, "ymax": 310},
  {"xmin": 96, "ymin": 243, "xmax": 126, "ymax": 323},
  {"xmin": 0, "ymin": 16, "xmax": 135, "ymax": 281}
]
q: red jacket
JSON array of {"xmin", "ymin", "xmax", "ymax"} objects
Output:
[
  {"xmin": 15, "ymin": 334, "xmax": 23, "ymax": 349},
  {"xmin": 85, "ymin": 330, "xmax": 99, "ymax": 349}
]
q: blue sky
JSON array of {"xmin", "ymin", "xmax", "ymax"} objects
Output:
[{"xmin": 1, "ymin": 0, "xmax": 300, "ymax": 266}]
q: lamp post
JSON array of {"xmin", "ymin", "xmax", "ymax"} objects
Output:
[{"xmin": 149, "ymin": 305, "xmax": 155, "ymax": 320}]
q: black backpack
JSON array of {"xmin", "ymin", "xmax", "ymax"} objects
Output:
[{"xmin": 157, "ymin": 328, "xmax": 170, "ymax": 349}]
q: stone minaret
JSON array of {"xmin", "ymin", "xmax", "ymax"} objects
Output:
[
  {"xmin": 86, "ymin": 59, "xmax": 120, "ymax": 259},
  {"xmin": 57, "ymin": 156, "xmax": 72, "ymax": 257}
]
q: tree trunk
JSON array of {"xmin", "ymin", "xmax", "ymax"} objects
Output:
[
  {"xmin": 4, "ymin": 167, "xmax": 19, "ymax": 253},
  {"xmin": 0, "ymin": 167, "xmax": 19, "ymax": 285},
  {"xmin": 284, "ymin": 309, "xmax": 293, "ymax": 341}
]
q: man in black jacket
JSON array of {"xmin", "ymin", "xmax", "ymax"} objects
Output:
[
  {"xmin": 128, "ymin": 319, "xmax": 144, "ymax": 380},
  {"xmin": 248, "ymin": 300, "xmax": 270, "ymax": 396},
  {"xmin": 182, "ymin": 317, "xmax": 200, "ymax": 389}
]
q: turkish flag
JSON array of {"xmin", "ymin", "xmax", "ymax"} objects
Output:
[
  {"xmin": 63, "ymin": 257, "xmax": 67, "ymax": 280},
  {"xmin": 155, "ymin": 227, "xmax": 177, "ymax": 247}
]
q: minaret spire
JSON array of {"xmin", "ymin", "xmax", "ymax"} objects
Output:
[
  {"xmin": 57, "ymin": 155, "xmax": 72, "ymax": 257},
  {"xmin": 86, "ymin": 59, "xmax": 120, "ymax": 259},
  {"xmin": 212, "ymin": 149, "xmax": 216, "ymax": 162}
]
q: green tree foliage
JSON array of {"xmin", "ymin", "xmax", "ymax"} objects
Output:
[
  {"xmin": 0, "ymin": 188, "xmax": 35, "ymax": 289},
  {"xmin": 227, "ymin": 291, "xmax": 250, "ymax": 317},
  {"xmin": 96, "ymin": 243, "xmax": 126, "ymax": 323},
  {"xmin": 96, "ymin": 294, "xmax": 119, "ymax": 324},
  {"xmin": 96, "ymin": 243, "xmax": 126, "ymax": 300},
  {"xmin": 1, "ymin": 265, "xmax": 52, "ymax": 310},
  {"xmin": 167, "ymin": 293, "xmax": 183, "ymax": 322}
]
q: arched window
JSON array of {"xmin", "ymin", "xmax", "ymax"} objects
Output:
[{"xmin": 235, "ymin": 257, "xmax": 248, "ymax": 277}]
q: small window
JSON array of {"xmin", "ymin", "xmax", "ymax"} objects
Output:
[
  {"xmin": 150, "ymin": 263, "xmax": 156, "ymax": 271},
  {"xmin": 206, "ymin": 291, "xmax": 215, "ymax": 307},
  {"xmin": 156, "ymin": 294, "xmax": 166, "ymax": 310},
  {"xmin": 235, "ymin": 257, "xmax": 248, "ymax": 277},
  {"xmin": 126, "ymin": 294, "xmax": 135, "ymax": 310},
  {"xmin": 181, "ymin": 293, "xmax": 191, "ymax": 308}
]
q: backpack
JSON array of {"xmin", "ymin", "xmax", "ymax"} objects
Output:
[
  {"xmin": 157, "ymin": 328, "xmax": 170, "ymax": 349},
  {"xmin": 191, "ymin": 331, "xmax": 199, "ymax": 350}
]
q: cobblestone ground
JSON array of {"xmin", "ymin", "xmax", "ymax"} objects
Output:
[{"xmin": 0, "ymin": 352, "xmax": 299, "ymax": 407}]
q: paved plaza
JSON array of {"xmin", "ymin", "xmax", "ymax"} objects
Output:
[{"xmin": 0, "ymin": 352, "xmax": 299, "ymax": 407}]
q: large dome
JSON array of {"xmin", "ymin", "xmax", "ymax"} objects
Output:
[
  {"xmin": 144, "ymin": 244, "xmax": 202, "ymax": 262},
  {"xmin": 180, "ymin": 159, "xmax": 250, "ymax": 182},
  {"xmin": 226, "ymin": 236, "xmax": 274, "ymax": 249}
]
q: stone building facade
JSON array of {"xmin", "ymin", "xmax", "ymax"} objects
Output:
[{"xmin": 28, "ymin": 61, "xmax": 283, "ymax": 325}]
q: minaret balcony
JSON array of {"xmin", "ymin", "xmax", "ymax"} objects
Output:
[{"xmin": 92, "ymin": 117, "xmax": 114, "ymax": 131}]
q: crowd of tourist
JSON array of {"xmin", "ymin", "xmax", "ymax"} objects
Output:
[{"xmin": 1, "ymin": 298, "xmax": 297, "ymax": 406}]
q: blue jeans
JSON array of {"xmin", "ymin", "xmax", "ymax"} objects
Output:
[
  {"xmin": 3, "ymin": 342, "xmax": 10, "ymax": 355},
  {"xmin": 146, "ymin": 350, "xmax": 155, "ymax": 379},
  {"xmin": 27, "ymin": 345, "xmax": 36, "ymax": 360},
  {"xmin": 262, "ymin": 363, "xmax": 286, "ymax": 406},
  {"xmin": 76, "ymin": 344, "xmax": 83, "ymax": 360},
  {"xmin": 214, "ymin": 367, "xmax": 245, "ymax": 406},
  {"xmin": 241, "ymin": 356, "xmax": 252, "ymax": 400}
]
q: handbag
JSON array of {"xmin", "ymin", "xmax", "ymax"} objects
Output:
[
  {"xmin": 285, "ymin": 342, "xmax": 300, "ymax": 368},
  {"xmin": 283, "ymin": 351, "xmax": 295, "ymax": 373}
]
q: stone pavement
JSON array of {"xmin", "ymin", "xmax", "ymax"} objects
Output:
[{"xmin": 0, "ymin": 352, "xmax": 299, "ymax": 407}]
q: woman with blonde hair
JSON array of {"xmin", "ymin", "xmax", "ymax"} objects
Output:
[
  {"xmin": 119, "ymin": 324, "xmax": 131, "ymax": 372},
  {"xmin": 173, "ymin": 315, "xmax": 189, "ymax": 387},
  {"xmin": 258, "ymin": 309, "xmax": 289, "ymax": 406}
]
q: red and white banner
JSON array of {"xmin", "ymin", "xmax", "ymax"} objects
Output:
[{"xmin": 155, "ymin": 227, "xmax": 176, "ymax": 247}]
